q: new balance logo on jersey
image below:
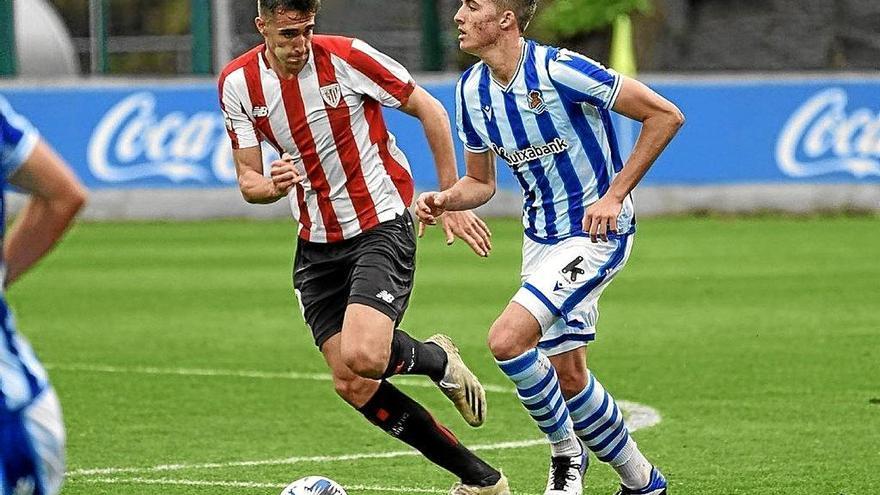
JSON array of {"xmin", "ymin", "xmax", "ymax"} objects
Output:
[
  {"xmin": 491, "ymin": 137, "xmax": 570, "ymax": 167},
  {"xmin": 376, "ymin": 290, "xmax": 395, "ymax": 303},
  {"xmin": 252, "ymin": 106, "xmax": 268, "ymax": 118},
  {"xmin": 320, "ymin": 84, "xmax": 342, "ymax": 107}
]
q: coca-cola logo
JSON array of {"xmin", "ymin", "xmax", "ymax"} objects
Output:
[
  {"xmin": 87, "ymin": 92, "xmax": 238, "ymax": 184},
  {"xmin": 776, "ymin": 88, "xmax": 880, "ymax": 178}
]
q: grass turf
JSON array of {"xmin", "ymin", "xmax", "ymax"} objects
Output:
[{"xmin": 7, "ymin": 216, "xmax": 879, "ymax": 494}]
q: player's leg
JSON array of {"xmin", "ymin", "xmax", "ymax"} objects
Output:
[
  {"xmin": 0, "ymin": 388, "xmax": 66, "ymax": 495},
  {"xmin": 539, "ymin": 235, "xmax": 666, "ymax": 494},
  {"xmin": 550, "ymin": 348, "xmax": 662, "ymax": 494},
  {"xmin": 338, "ymin": 303, "xmax": 446, "ymax": 381},
  {"xmin": 488, "ymin": 304, "xmax": 586, "ymax": 495},
  {"xmin": 21, "ymin": 389, "xmax": 66, "ymax": 495},
  {"xmin": 293, "ymin": 216, "xmax": 506, "ymax": 493},
  {"xmin": 342, "ymin": 212, "xmax": 485, "ymax": 426},
  {"xmin": 321, "ymin": 333, "xmax": 508, "ymax": 493}
]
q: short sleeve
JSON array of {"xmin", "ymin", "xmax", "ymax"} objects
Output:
[
  {"xmin": 547, "ymin": 48, "xmax": 622, "ymax": 110},
  {"xmin": 343, "ymin": 39, "xmax": 416, "ymax": 108},
  {"xmin": 0, "ymin": 95, "xmax": 39, "ymax": 179},
  {"xmin": 218, "ymin": 71, "xmax": 260, "ymax": 149},
  {"xmin": 455, "ymin": 77, "xmax": 488, "ymax": 153}
]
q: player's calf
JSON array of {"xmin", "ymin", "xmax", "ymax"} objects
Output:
[
  {"xmin": 358, "ymin": 381, "xmax": 502, "ymax": 488},
  {"xmin": 566, "ymin": 372, "xmax": 655, "ymax": 491}
]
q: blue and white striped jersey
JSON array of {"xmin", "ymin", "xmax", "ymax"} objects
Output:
[
  {"xmin": 0, "ymin": 94, "xmax": 49, "ymax": 415},
  {"xmin": 456, "ymin": 39, "xmax": 635, "ymax": 243}
]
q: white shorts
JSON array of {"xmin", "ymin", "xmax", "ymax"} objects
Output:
[
  {"xmin": 512, "ymin": 234, "xmax": 634, "ymax": 356},
  {"xmin": 1, "ymin": 389, "xmax": 66, "ymax": 495}
]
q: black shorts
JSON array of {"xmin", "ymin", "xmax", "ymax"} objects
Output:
[{"xmin": 292, "ymin": 212, "xmax": 417, "ymax": 349}]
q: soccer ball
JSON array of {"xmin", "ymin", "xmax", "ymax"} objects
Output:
[{"xmin": 280, "ymin": 476, "xmax": 347, "ymax": 495}]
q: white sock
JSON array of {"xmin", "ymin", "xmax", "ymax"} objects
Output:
[
  {"xmin": 550, "ymin": 432, "xmax": 583, "ymax": 457},
  {"xmin": 611, "ymin": 438, "xmax": 651, "ymax": 489}
]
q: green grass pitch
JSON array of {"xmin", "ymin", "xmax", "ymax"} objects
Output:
[{"xmin": 8, "ymin": 215, "xmax": 879, "ymax": 495}]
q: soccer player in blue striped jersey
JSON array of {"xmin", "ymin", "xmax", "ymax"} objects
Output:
[
  {"xmin": 1, "ymin": 95, "xmax": 87, "ymax": 495},
  {"xmin": 416, "ymin": 1, "xmax": 684, "ymax": 494}
]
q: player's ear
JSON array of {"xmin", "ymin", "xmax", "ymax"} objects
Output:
[
  {"xmin": 255, "ymin": 16, "xmax": 266, "ymax": 36},
  {"xmin": 499, "ymin": 10, "xmax": 516, "ymax": 30}
]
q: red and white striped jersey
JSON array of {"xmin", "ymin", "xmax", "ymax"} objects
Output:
[{"xmin": 218, "ymin": 35, "xmax": 416, "ymax": 243}]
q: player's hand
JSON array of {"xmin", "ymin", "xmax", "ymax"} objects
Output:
[
  {"xmin": 584, "ymin": 195, "xmax": 622, "ymax": 243},
  {"xmin": 415, "ymin": 191, "xmax": 448, "ymax": 226},
  {"xmin": 416, "ymin": 192, "xmax": 492, "ymax": 257},
  {"xmin": 440, "ymin": 210, "xmax": 492, "ymax": 257},
  {"xmin": 269, "ymin": 152, "xmax": 305, "ymax": 198}
]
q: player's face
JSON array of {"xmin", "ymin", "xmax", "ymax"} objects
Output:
[
  {"xmin": 256, "ymin": 9, "xmax": 315, "ymax": 75},
  {"xmin": 454, "ymin": 0, "xmax": 505, "ymax": 55}
]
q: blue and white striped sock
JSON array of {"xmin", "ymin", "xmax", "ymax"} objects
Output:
[
  {"xmin": 566, "ymin": 372, "xmax": 651, "ymax": 488},
  {"xmin": 496, "ymin": 349, "xmax": 577, "ymax": 450}
]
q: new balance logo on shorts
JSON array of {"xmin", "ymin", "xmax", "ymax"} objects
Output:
[{"xmin": 376, "ymin": 290, "xmax": 395, "ymax": 303}]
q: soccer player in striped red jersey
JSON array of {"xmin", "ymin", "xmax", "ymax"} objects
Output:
[
  {"xmin": 417, "ymin": 1, "xmax": 684, "ymax": 494},
  {"xmin": 218, "ymin": 1, "xmax": 508, "ymax": 493}
]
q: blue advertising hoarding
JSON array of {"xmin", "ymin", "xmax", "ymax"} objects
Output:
[{"xmin": 2, "ymin": 77, "xmax": 878, "ymax": 190}]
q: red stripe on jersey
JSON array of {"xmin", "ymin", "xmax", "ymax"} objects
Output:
[
  {"xmin": 279, "ymin": 75, "xmax": 343, "ymax": 242},
  {"xmin": 364, "ymin": 99, "xmax": 414, "ymax": 206},
  {"xmin": 313, "ymin": 44, "xmax": 379, "ymax": 232},
  {"xmin": 347, "ymin": 46, "xmax": 416, "ymax": 105},
  {"xmin": 218, "ymin": 46, "xmax": 263, "ymax": 150},
  {"xmin": 241, "ymin": 50, "xmax": 312, "ymax": 238},
  {"xmin": 242, "ymin": 54, "xmax": 275, "ymax": 149}
]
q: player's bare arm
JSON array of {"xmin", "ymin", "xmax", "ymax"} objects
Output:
[
  {"xmin": 232, "ymin": 146, "xmax": 304, "ymax": 204},
  {"xmin": 400, "ymin": 86, "xmax": 493, "ymax": 256},
  {"xmin": 416, "ymin": 149, "xmax": 496, "ymax": 223},
  {"xmin": 4, "ymin": 140, "xmax": 87, "ymax": 287},
  {"xmin": 584, "ymin": 76, "xmax": 685, "ymax": 242}
]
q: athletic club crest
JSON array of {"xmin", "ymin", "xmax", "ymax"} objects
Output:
[
  {"xmin": 320, "ymin": 83, "xmax": 342, "ymax": 107},
  {"xmin": 527, "ymin": 89, "xmax": 547, "ymax": 114}
]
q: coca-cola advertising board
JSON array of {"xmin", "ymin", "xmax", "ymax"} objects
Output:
[{"xmin": 1, "ymin": 77, "xmax": 878, "ymax": 190}]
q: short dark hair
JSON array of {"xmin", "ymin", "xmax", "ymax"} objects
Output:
[
  {"xmin": 257, "ymin": 0, "xmax": 321, "ymax": 17},
  {"xmin": 497, "ymin": 0, "xmax": 538, "ymax": 32}
]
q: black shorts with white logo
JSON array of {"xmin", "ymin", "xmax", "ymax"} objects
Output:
[{"xmin": 292, "ymin": 212, "xmax": 416, "ymax": 349}]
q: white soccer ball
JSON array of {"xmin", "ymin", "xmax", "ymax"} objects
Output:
[{"xmin": 280, "ymin": 476, "xmax": 348, "ymax": 495}]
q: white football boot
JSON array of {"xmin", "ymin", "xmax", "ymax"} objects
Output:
[
  {"xmin": 449, "ymin": 472, "xmax": 510, "ymax": 495},
  {"xmin": 426, "ymin": 334, "xmax": 487, "ymax": 427},
  {"xmin": 544, "ymin": 441, "xmax": 588, "ymax": 495}
]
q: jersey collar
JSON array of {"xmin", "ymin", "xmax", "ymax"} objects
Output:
[{"xmin": 490, "ymin": 38, "xmax": 527, "ymax": 93}]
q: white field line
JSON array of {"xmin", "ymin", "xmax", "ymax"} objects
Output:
[
  {"xmin": 68, "ymin": 477, "xmax": 470, "ymax": 494},
  {"xmin": 44, "ymin": 363, "xmax": 513, "ymax": 394},
  {"xmin": 68, "ymin": 439, "xmax": 548, "ymax": 477},
  {"xmin": 55, "ymin": 362, "xmax": 661, "ymax": 481},
  {"xmin": 68, "ymin": 418, "xmax": 660, "ymax": 478}
]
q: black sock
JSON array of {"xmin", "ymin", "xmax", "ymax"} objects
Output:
[
  {"xmin": 358, "ymin": 381, "xmax": 500, "ymax": 487},
  {"xmin": 381, "ymin": 329, "xmax": 447, "ymax": 381}
]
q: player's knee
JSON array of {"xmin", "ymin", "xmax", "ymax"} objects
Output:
[
  {"xmin": 332, "ymin": 375, "xmax": 374, "ymax": 406},
  {"xmin": 341, "ymin": 347, "xmax": 385, "ymax": 379},
  {"xmin": 488, "ymin": 320, "xmax": 528, "ymax": 361}
]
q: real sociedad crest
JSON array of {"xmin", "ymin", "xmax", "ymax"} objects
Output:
[
  {"xmin": 527, "ymin": 90, "xmax": 547, "ymax": 114},
  {"xmin": 320, "ymin": 83, "xmax": 342, "ymax": 107}
]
